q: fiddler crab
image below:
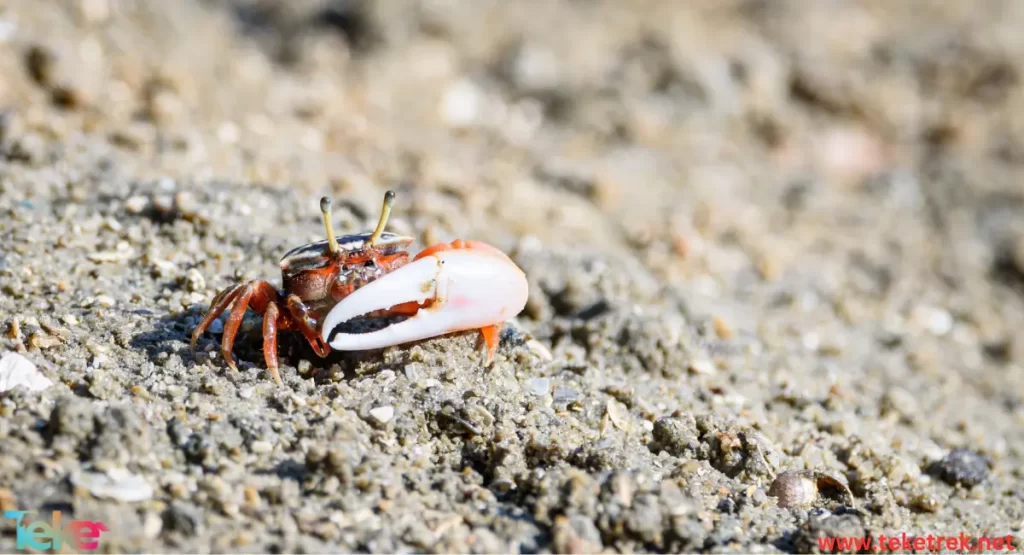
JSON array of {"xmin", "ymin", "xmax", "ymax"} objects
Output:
[{"xmin": 190, "ymin": 190, "xmax": 529, "ymax": 385}]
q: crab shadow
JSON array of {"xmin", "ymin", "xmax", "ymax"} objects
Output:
[
  {"xmin": 130, "ymin": 306, "xmax": 528, "ymax": 386},
  {"xmin": 129, "ymin": 306, "xmax": 389, "ymax": 384}
]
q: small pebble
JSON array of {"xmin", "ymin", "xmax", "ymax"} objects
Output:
[
  {"xmin": 89, "ymin": 251, "xmax": 131, "ymax": 263},
  {"xmin": 153, "ymin": 195, "xmax": 174, "ymax": 214},
  {"xmin": 369, "ymin": 406, "xmax": 395, "ymax": 425},
  {"xmin": 95, "ymin": 295, "xmax": 116, "ymax": 308},
  {"xmin": 163, "ymin": 501, "xmax": 201, "ymax": 534},
  {"xmin": 0, "ymin": 352, "xmax": 52, "ymax": 393},
  {"xmin": 912, "ymin": 305, "xmax": 953, "ymax": 336},
  {"xmin": 142, "ymin": 511, "xmax": 163, "ymax": 539},
  {"xmin": 220, "ymin": 502, "xmax": 240, "ymax": 518},
  {"xmin": 6, "ymin": 320, "xmax": 20, "ymax": 340},
  {"xmin": 25, "ymin": 44, "xmax": 55, "ymax": 86},
  {"xmin": 553, "ymin": 387, "xmax": 579, "ymax": 404},
  {"xmin": 244, "ymin": 486, "xmax": 260, "ymax": 507},
  {"xmin": 150, "ymin": 259, "xmax": 178, "ymax": 278},
  {"xmin": 124, "ymin": 195, "xmax": 149, "ymax": 214},
  {"xmin": 526, "ymin": 377, "xmax": 551, "ymax": 396},
  {"xmin": 713, "ymin": 316, "xmax": 734, "ymax": 339},
  {"xmin": 440, "ymin": 78, "xmax": 483, "ymax": 127},
  {"xmin": 605, "ymin": 399, "xmax": 631, "ymax": 431},
  {"xmin": 688, "ymin": 357, "xmax": 715, "ymax": 375},
  {"xmin": 930, "ymin": 448, "xmax": 989, "ymax": 488},
  {"xmin": 184, "ymin": 269, "xmax": 206, "ymax": 293},
  {"xmin": 71, "ymin": 468, "xmax": 153, "ymax": 502},
  {"xmin": 28, "ymin": 332, "xmax": 61, "ymax": 350},
  {"xmin": 526, "ymin": 340, "xmax": 553, "ymax": 361},
  {"xmin": 403, "ymin": 363, "xmax": 422, "ymax": 381},
  {"xmin": 910, "ymin": 492, "xmax": 941, "ymax": 513},
  {"xmin": 175, "ymin": 191, "xmax": 199, "ymax": 218}
]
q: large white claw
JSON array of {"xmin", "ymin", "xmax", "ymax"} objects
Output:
[{"xmin": 321, "ymin": 247, "xmax": 528, "ymax": 351}]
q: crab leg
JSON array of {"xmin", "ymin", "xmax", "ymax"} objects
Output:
[
  {"xmin": 320, "ymin": 242, "xmax": 528, "ymax": 363},
  {"xmin": 220, "ymin": 286, "xmax": 254, "ymax": 371},
  {"xmin": 285, "ymin": 294, "xmax": 329, "ymax": 357},
  {"xmin": 191, "ymin": 280, "xmax": 287, "ymax": 384},
  {"xmin": 262, "ymin": 301, "xmax": 282, "ymax": 383},
  {"xmin": 190, "ymin": 283, "xmax": 246, "ymax": 352}
]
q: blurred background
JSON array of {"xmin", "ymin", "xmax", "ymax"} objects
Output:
[{"xmin": 1, "ymin": 0, "xmax": 1023, "ymax": 552}]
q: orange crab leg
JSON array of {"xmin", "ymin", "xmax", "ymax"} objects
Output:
[
  {"xmin": 220, "ymin": 286, "xmax": 254, "ymax": 371},
  {"xmin": 478, "ymin": 324, "xmax": 501, "ymax": 365},
  {"xmin": 286, "ymin": 294, "xmax": 329, "ymax": 357},
  {"xmin": 190, "ymin": 283, "xmax": 246, "ymax": 352},
  {"xmin": 262, "ymin": 301, "xmax": 282, "ymax": 384},
  {"xmin": 192, "ymin": 280, "xmax": 291, "ymax": 385}
]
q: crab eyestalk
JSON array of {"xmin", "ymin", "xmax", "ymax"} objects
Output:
[
  {"xmin": 368, "ymin": 190, "xmax": 396, "ymax": 247},
  {"xmin": 320, "ymin": 196, "xmax": 341, "ymax": 255}
]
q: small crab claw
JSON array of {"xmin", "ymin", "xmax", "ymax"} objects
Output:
[{"xmin": 320, "ymin": 247, "xmax": 528, "ymax": 353}]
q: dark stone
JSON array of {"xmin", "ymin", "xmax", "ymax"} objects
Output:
[
  {"xmin": 162, "ymin": 502, "xmax": 202, "ymax": 536},
  {"xmin": 928, "ymin": 448, "xmax": 990, "ymax": 488}
]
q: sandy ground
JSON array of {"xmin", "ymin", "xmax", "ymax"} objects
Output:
[{"xmin": 1, "ymin": 0, "xmax": 1024, "ymax": 553}]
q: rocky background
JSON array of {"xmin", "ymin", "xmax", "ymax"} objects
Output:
[{"xmin": 1, "ymin": 0, "xmax": 1023, "ymax": 552}]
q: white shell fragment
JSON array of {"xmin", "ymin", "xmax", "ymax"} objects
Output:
[
  {"xmin": 606, "ymin": 399, "xmax": 631, "ymax": 431},
  {"xmin": 369, "ymin": 406, "xmax": 395, "ymax": 425},
  {"xmin": 0, "ymin": 352, "xmax": 53, "ymax": 393},
  {"xmin": 71, "ymin": 468, "xmax": 154, "ymax": 502}
]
